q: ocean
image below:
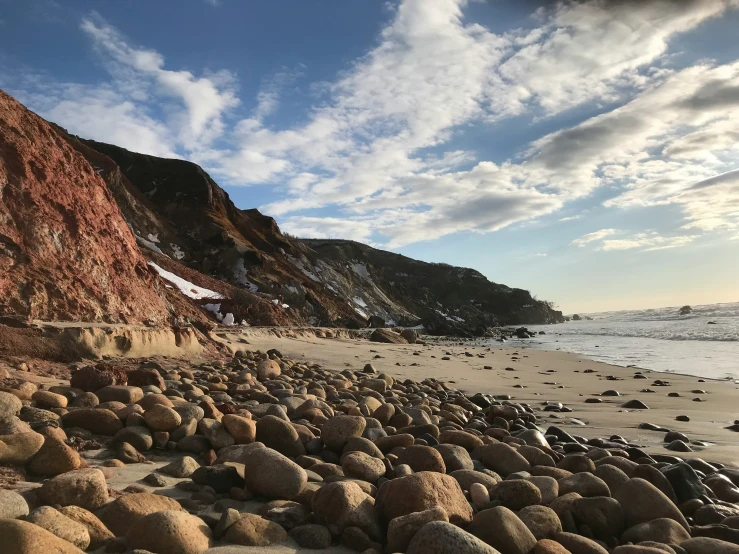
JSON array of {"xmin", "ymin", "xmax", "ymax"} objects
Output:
[{"xmin": 514, "ymin": 302, "xmax": 739, "ymax": 380}]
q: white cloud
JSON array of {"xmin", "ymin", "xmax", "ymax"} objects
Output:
[{"xmin": 572, "ymin": 229, "xmax": 617, "ymax": 247}]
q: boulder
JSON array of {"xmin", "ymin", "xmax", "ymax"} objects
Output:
[
  {"xmin": 28, "ymin": 436, "xmax": 82, "ymax": 476},
  {"xmin": 518, "ymin": 505, "xmax": 563, "ymax": 540},
  {"xmin": 388, "ymin": 506, "xmax": 449, "ymax": 553},
  {"xmin": 323, "ymin": 415, "xmax": 367, "ymax": 451},
  {"xmin": 61, "ymin": 409, "xmax": 122, "ymax": 436},
  {"xmin": 312, "ymin": 480, "xmax": 383, "ymax": 541},
  {"xmin": 224, "ymin": 513, "xmax": 287, "ymax": 546},
  {"xmin": 257, "ymin": 359, "xmax": 281, "ymax": 381},
  {"xmin": 370, "ymin": 328, "xmax": 408, "ymax": 344},
  {"xmin": 38, "ymin": 468, "xmax": 109, "ymax": 511},
  {"xmin": 31, "ymin": 391, "xmax": 68, "ymax": 409},
  {"xmin": 621, "ymin": 518, "xmax": 691, "ymax": 545},
  {"xmin": 241, "ymin": 444, "xmax": 308, "ymax": 500},
  {"xmin": 0, "ymin": 390, "xmax": 23, "ymax": 419},
  {"xmin": 191, "ymin": 464, "xmax": 244, "ymax": 493},
  {"xmin": 342, "ymin": 451, "xmax": 386, "ymax": 482},
  {"xmin": 681, "ymin": 537, "xmax": 739, "ymax": 554},
  {"xmin": 99, "ymin": 492, "xmax": 184, "ymax": 536},
  {"xmin": 555, "ymin": 532, "xmax": 609, "ymax": 554},
  {"xmin": 198, "ymin": 418, "xmax": 235, "ymax": 450},
  {"xmin": 255, "ymin": 415, "xmax": 306, "ymax": 457},
  {"xmin": 614, "ymin": 478, "xmax": 689, "ymax": 531},
  {"xmin": 143, "ymin": 404, "xmax": 182, "ymax": 432},
  {"xmin": 435, "ymin": 443, "xmax": 474, "ymax": 472},
  {"xmin": 407, "ymin": 521, "xmax": 502, "ymax": 554},
  {"xmin": 289, "ymin": 524, "xmax": 333, "ymax": 549},
  {"xmin": 58, "ymin": 505, "xmax": 115, "ymax": 550},
  {"xmin": 396, "ymin": 445, "xmax": 447, "ymax": 473},
  {"xmin": 127, "ymin": 510, "xmax": 212, "ymax": 554},
  {"xmin": 375, "ymin": 471, "xmax": 474, "ymax": 526},
  {"xmin": 0, "ymin": 518, "xmax": 86, "ymax": 554},
  {"xmin": 70, "ymin": 364, "xmax": 126, "ymax": 392},
  {"xmin": 159, "ymin": 455, "xmax": 200, "ymax": 478},
  {"xmin": 95, "ymin": 385, "xmax": 143, "ymax": 404},
  {"xmin": 467, "ymin": 506, "xmax": 537, "ymax": 554},
  {"xmin": 492, "ymin": 479, "xmax": 542, "ymax": 510},
  {"xmin": 112, "ymin": 426, "xmax": 153, "ymax": 452},
  {"xmin": 222, "ymin": 414, "xmax": 256, "ymax": 444},
  {"xmin": 26, "ymin": 506, "xmax": 90, "ymax": 550},
  {"xmin": 0, "ymin": 431, "xmax": 44, "ymax": 464},
  {"xmin": 126, "ymin": 367, "xmax": 166, "ymax": 390},
  {"xmin": 558, "ymin": 473, "xmax": 610, "ymax": 497},
  {"xmin": 572, "ymin": 496, "xmax": 624, "ymax": 540},
  {"xmin": 0, "ymin": 489, "xmax": 29, "ymax": 519},
  {"xmin": 475, "ymin": 443, "xmax": 531, "ymax": 476}
]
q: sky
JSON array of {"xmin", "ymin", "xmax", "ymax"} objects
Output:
[{"xmin": 1, "ymin": 0, "xmax": 738, "ymax": 314}]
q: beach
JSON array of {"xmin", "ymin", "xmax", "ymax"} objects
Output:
[{"xmin": 233, "ymin": 330, "xmax": 739, "ymax": 466}]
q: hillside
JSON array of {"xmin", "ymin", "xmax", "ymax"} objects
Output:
[{"xmin": 1, "ymin": 88, "xmax": 562, "ymax": 335}]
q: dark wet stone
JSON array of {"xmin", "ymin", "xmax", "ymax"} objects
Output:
[
  {"xmin": 676, "ymin": 415, "xmax": 690, "ymax": 422},
  {"xmin": 621, "ymin": 400, "xmax": 649, "ymax": 409},
  {"xmin": 662, "ymin": 463, "xmax": 706, "ymax": 503}
]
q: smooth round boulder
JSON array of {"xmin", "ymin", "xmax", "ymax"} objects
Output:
[
  {"xmin": 32, "ymin": 391, "xmax": 68, "ymax": 409},
  {"xmin": 492, "ymin": 479, "xmax": 542, "ymax": 510},
  {"xmin": 62, "ymin": 409, "xmax": 122, "ymax": 436},
  {"xmin": 518, "ymin": 505, "xmax": 563, "ymax": 540},
  {"xmin": 143, "ymin": 404, "xmax": 182, "ymax": 432},
  {"xmin": 322, "ymin": 415, "xmax": 367, "ymax": 451},
  {"xmin": 555, "ymin": 531, "xmax": 609, "ymax": 554},
  {"xmin": 435, "ymin": 443, "xmax": 474, "ymax": 472},
  {"xmin": 407, "ymin": 521, "xmax": 502, "ymax": 554},
  {"xmin": 467, "ymin": 506, "xmax": 537, "ymax": 554},
  {"xmin": 0, "ymin": 489, "xmax": 30, "ymax": 519},
  {"xmin": 342, "ymin": 451, "xmax": 386, "ymax": 482},
  {"xmin": 375, "ymin": 471, "xmax": 474, "ymax": 526},
  {"xmin": 614, "ymin": 478, "xmax": 689, "ymax": 531},
  {"xmin": 528, "ymin": 475, "xmax": 559, "ymax": 504},
  {"xmin": 38, "ymin": 468, "xmax": 109, "ymax": 511},
  {"xmin": 27, "ymin": 505, "xmax": 90, "ymax": 550},
  {"xmin": 558, "ymin": 473, "xmax": 610, "ymax": 497},
  {"xmin": 681, "ymin": 537, "xmax": 739, "ymax": 554},
  {"xmin": 0, "ymin": 519, "xmax": 86, "ymax": 554},
  {"xmin": 58, "ymin": 505, "xmax": 115, "ymax": 550},
  {"xmin": 396, "ymin": 445, "xmax": 447, "ymax": 473},
  {"xmin": 241, "ymin": 444, "xmax": 308, "ymax": 500},
  {"xmin": 222, "ymin": 414, "xmax": 256, "ymax": 444},
  {"xmin": 0, "ymin": 431, "xmax": 45, "ymax": 464},
  {"xmin": 0, "ymin": 390, "xmax": 23, "ymax": 419},
  {"xmin": 99, "ymin": 492, "xmax": 184, "ymax": 536},
  {"xmin": 28, "ymin": 436, "xmax": 82, "ymax": 476},
  {"xmin": 289, "ymin": 524, "xmax": 332, "ymax": 549},
  {"xmin": 312, "ymin": 480, "xmax": 382, "ymax": 541},
  {"xmin": 255, "ymin": 415, "xmax": 306, "ymax": 457},
  {"xmin": 621, "ymin": 518, "xmax": 691, "ymax": 545},
  {"xmin": 475, "ymin": 443, "xmax": 531, "ymax": 476},
  {"xmin": 388, "ymin": 506, "xmax": 449, "ymax": 553},
  {"xmin": 572, "ymin": 496, "xmax": 625, "ymax": 540},
  {"xmin": 257, "ymin": 359, "xmax": 281, "ymax": 381},
  {"xmin": 127, "ymin": 510, "xmax": 212, "ymax": 554}
]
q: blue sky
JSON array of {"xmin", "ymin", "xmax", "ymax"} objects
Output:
[{"xmin": 2, "ymin": 0, "xmax": 738, "ymax": 313}]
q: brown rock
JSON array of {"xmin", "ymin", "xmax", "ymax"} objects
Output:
[
  {"xmin": 407, "ymin": 521, "xmax": 501, "ymax": 554},
  {"xmin": 96, "ymin": 385, "xmax": 144, "ymax": 404},
  {"xmin": 222, "ymin": 414, "xmax": 256, "ymax": 444},
  {"xmin": 534, "ymin": 538, "xmax": 574, "ymax": 554},
  {"xmin": 375, "ymin": 471, "xmax": 474, "ymax": 526},
  {"xmin": 342, "ymin": 451, "xmax": 386, "ymax": 482},
  {"xmin": 323, "ymin": 415, "xmax": 367, "ymax": 451},
  {"xmin": 27, "ymin": 505, "xmax": 90, "ymax": 550},
  {"xmin": 492, "ymin": 479, "xmax": 542, "ymax": 510},
  {"xmin": 475, "ymin": 443, "xmax": 531, "ymax": 476},
  {"xmin": 681, "ymin": 537, "xmax": 739, "ymax": 554},
  {"xmin": 467, "ymin": 506, "xmax": 537, "ymax": 554},
  {"xmin": 0, "ymin": 431, "xmax": 45, "ymax": 464},
  {"xmin": 241, "ymin": 444, "xmax": 308, "ymax": 499},
  {"xmin": 127, "ymin": 510, "xmax": 212, "ymax": 554},
  {"xmin": 62, "ymin": 408, "xmax": 122, "ymax": 436},
  {"xmin": 621, "ymin": 518, "xmax": 691, "ymax": 545},
  {"xmin": 257, "ymin": 359, "xmax": 281, "ymax": 381},
  {"xmin": 555, "ymin": 532, "xmax": 609, "ymax": 554},
  {"xmin": 59, "ymin": 505, "xmax": 115, "ymax": 550},
  {"xmin": 70, "ymin": 365, "xmax": 127, "ymax": 393},
  {"xmin": 518, "ymin": 505, "xmax": 563, "ymax": 540},
  {"xmin": 38, "ymin": 468, "xmax": 109, "ymax": 511},
  {"xmin": 388, "ymin": 506, "xmax": 449, "ymax": 553},
  {"xmin": 28, "ymin": 436, "xmax": 82, "ymax": 476},
  {"xmin": 256, "ymin": 415, "xmax": 306, "ymax": 457},
  {"xmin": 143, "ymin": 404, "xmax": 181, "ymax": 432},
  {"xmin": 614, "ymin": 478, "xmax": 689, "ymax": 531},
  {"xmin": 0, "ymin": 518, "xmax": 86, "ymax": 554},
  {"xmin": 312, "ymin": 480, "xmax": 382, "ymax": 541},
  {"xmin": 558, "ymin": 473, "xmax": 610, "ymax": 497},
  {"xmin": 396, "ymin": 444, "xmax": 447, "ymax": 473},
  {"xmin": 99, "ymin": 492, "xmax": 184, "ymax": 536},
  {"xmin": 572, "ymin": 496, "xmax": 624, "ymax": 540},
  {"xmin": 32, "ymin": 391, "xmax": 68, "ymax": 409}
]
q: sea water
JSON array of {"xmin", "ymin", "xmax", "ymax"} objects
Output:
[{"xmin": 517, "ymin": 302, "xmax": 739, "ymax": 380}]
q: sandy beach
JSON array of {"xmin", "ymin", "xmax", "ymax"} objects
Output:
[{"xmin": 229, "ymin": 330, "xmax": 739, "ymax": 467}]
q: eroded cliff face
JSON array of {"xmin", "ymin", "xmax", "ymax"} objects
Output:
[
  {"xmin": 1, "ymin": 88, "xmax": 560, "ymax": 334},
  {"xmin": 0, "ymin": 90, "xmax": 169, "ymax": 324}
]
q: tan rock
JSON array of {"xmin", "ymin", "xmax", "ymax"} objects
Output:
[
  {"xmin": 241, "ymin": 444, "xmax": 308, "ymax": 500},
  {"xmin": 38, "ymin": 468, "xmax": 109, "ymax": 511},
  {"xmin": 467, "ymin": 506, "xmax": 537, "ymax": 554},
  {"xmin": 59, "ymin": 505, "xmax": 115, "ymax": 550},
  {"xmin": 614, "ymin": 478, "xmax": 689, "ymax": 531},
  {"xmin": 322, "ymin": 415, "xmax": 367, "ymax": 451},
  {"xmin": 407, "ymin": 521, "xmax": 501, "ymax": 554},
  {"xmin": 143, "ymin": 404, "xmax": 181, "ymax": 432},
  {"xmin": 0, "ymin": 431, "xmax": 44, "ymax": 464},
  {"xmin": 621, "ymin": 518, "xmax": 691, "ymax": 545},
  {"xmin": 518, "ymin": 505, "xmax": 563, "ymax": 540},
  {"xmin": 223, "ymin": 414, "xmax": 256, "ymax": 444},
  {"xmin": 32, "ymin": 390, "xmax": 68, "ymax": 409},
  {"xmin": 0, "ymin": 488, "xmax": 29, "ymax": 519},
  {"xmin": 28, "ymin": 437, "xmax": 82, "ymax": 476},
  {"xmin": 127, "ymin": 510, "xmax": 212, "ymax": 554},
  {"xmin": 342, "ymin": 451, "xmax": 386, "ymax": 482},
  {"xmin": 0, "ymin": 519, "xmax": 86, "ymax": 554},
  {"xmin": 388, "ymin": 506, "xmax": 449, "ymax": 553},
  {"xmin": 61, "ymin": 408, "xmax": 122, "ymax": 436},
  {"xmin": 224, "ymin": 513, "xmax": 287, "ymax": 546},
  {"xmin": 0, "ymin": 390, "xmax": 23, "ymax": 419},
  {"xmin": 492, "ymin": 479, "xmax": 542, "ymax": 510},
  {"xmin": 27, "ymin": 506, "xmax": 90, "ymax": 550},
  {"xmin": 475, "ymin": 443, "xmax": 531, "ymax": 476},
  {"xmin": 555, "ymin": 532, "xmax": 609, "ymax": 554},
  {"xmin": 257, "ymin": 359, "xmax": 281, "ymax": 381},
  {"xmin": 534, "ymin": 538, "xmax": 573, "ymax": 554},
  {"xmin": 312, "ymin": 480, "xmax": 382, "ymax": 541},
  {"xmin": 99, "ymin": 492, "xmax": 184, "ymax": 536}
]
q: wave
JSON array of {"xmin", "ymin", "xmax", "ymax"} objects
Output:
[{"xmin": 546, "ymin": 328, "xmax": 738, "ymax": 342}]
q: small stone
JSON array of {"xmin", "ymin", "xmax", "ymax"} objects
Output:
[
  {"xmin": 0, "ymin": 390, "xmax": 23, "ymax": 419},
  {"xmin": 342, "ymin": 451, "xmax": 386, "ymax": 482},
  {"xmin": 198, "ymin": 418, "xmax": 235, "ymax": 450},
  {"xmin": 470, "ymin": 482, "xmax": 491, "ymax": 508},
  {"xmin": 222, "ymin": 414, "xmax": 256, "ymax": 444},
  {"xmin": 142, "ymin": 473, "xmax": 168, "ymax": 487},
  {"xmin": 214, "ymin": 508, "xmax": 242, "ymax": 539},
  {"xmin": 621, "ymin": 400, "xmax": 649, "ymax": 409},
  {"xmin": 396, "ymin": 444, "xmax": 447, "ymax": 473},
  {"xmin": 32, "ymin": 391, "xmax": 68, "ymax": 409},
  {"xmin": 143, "ymin": 404, "xmax": 182, "ymax": 432}
]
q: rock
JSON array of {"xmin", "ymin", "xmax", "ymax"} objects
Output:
[
  {"xmin": 312, "ymin": 480, "xmax": 382, "ymax": 541},
  {"xmin": 224, "ymin": 513, "xmax": 287, "ymax": 546},
  {"xmin": 558, "ymin": 473, "xmax": 610, "ymax": 497},
  {"xmin": 621, "ymin": 400, "xmax": 649, "ymax": 409},
  {"xmin": 407, "ymin": 521, "xmax": 501, "ymax": 554},
  {"xmin": 127, "ymin": 367, "xmax": 166, "ymax": 390},
  {"xmin": 662, "ymin": 463, "xmax": 706, "ymax": 504},
  {"xmin": 388, "ymin": 506, "xmax": 449, "ymax": 553},
  {"xmin": 127, "ymin": 510, "xmax": 212, "ymax": 554},
  {"xmin": 471, "ymin": 482, "xmax": 491, "ymax": 508},
  {"xmin": 222, "ymin": 414, "xmax": 256, "ymax": 444},
  {"xmin": 96, "ymin": 385, "xmax": 143, "ymax": 404},
  {"xmin": 322, "ymin": 415, "xmax": 367, "ymax": 451},
  {"xmin": 435, "ymin": 443, "xmax": 474, "ymax": 471},
  {"xmin": 438, "ymin": 429, "xmax": 484, "ymax": 450},
  {"xmin": 99, "ymin": 492, "xmax": 184, "ymax": 536},
  {"xmin": 572, "ymin": 496, "xmax": 624, "ymax": 539},
  {"xmin": 192, "ymin": 464, "xmax": 244, "ymax": 493},
  {"xmin": 289, "ymin": 524, "xmax": 332, "ymax": 549},
  {"xmin": 492, "ymin": 479, "xmax": 542, "ymax": 510},
  {"xmin": 116, "ymin": 441, "xmax": 146, "ymax": 463},
  {"xmin": 555, "ymin": 532, "xmax": 609, "ymax": 554},
  {"xmin": 396, "ymin": 444, "xmax": 447, "ymax": 473},
  {"xmin": 32, "ymin": 391, "xmax": 68, "ymax": 409},
  {"xmin": 534, "ymin": 538, "xmax": 574, "ymax": 554},
  {"xmin": 159, "ymin": 455, "xmax": 200, "ymax": 478},
  {"xmin": 375, "ymin": 471, "xmax": 473, "ymax": 526},
  {"xmin": 198, "ymin": 418, "xmax": 235, "ymax": 450},
  {"xmin": 681, "ymin": 537, "xmax": 739, "ymax": 554},
  {"xmin": 257, "ymin": 359, "xmax": 281, "ymax": 381},
  {"xmin": 214, "ymin": 508, "xmax": 242, "ymax": 539},
  {"xmin": 450, "ymin": 468, "xmax": 502, "ymax": 493},
  {"xmin": 0, "ymin": 391, "xmax": 25, "ymax": 419},
  {"xmin": 262, "ymin": 501, "xmax": 311, "ymax": 531},
  {"xmin": 467, "ymin": 506, "xmax": 537, "ymax": 554},
  {"xmin": 113, "ymin": 426, "xmax": 153, "ymax": 452},
  {"xmin": 38, "ymin": 468, "xmax": 109, "ymax": 511},
  {"xmin": 613, "ymin": 546, "xmax": 674, "ymax": 554},
  {"xmin": 58, "ymin": 505, "xmax": 115, "ymax": 550},
  {"xmin": 0, "ymin": 431, "xmax": 45, "ymax": 464},
  {"xmin": 342, "ymin": 451, "xmax": 386, "ymax": 482},
  {"xmin": 27, "ymin": 506, "xmax": 90, "ymax": 550},
  {"xmin": 594, "ymin": 464, "xmax": 629, "ymax": 495},
  {"xmin": 255, "ymin": 415, "xmax": 305, "ymax": 457},
  {"xmin": 70, "ymin": 364, "xmax": 127, "ymax": 392},
  {"xmin": 28, "ymin": 436, "xmax": 82, "ymax": 476},
  {"xmin": 0, "ymin": 489, "xmax": 29, "ymax": 519},
  {"xmin": 370, "ymin": 328, "xmax": 408, "ymax": 344},
  {"xmin": 557, "ymin": 455, "xmax": 596, "ymax": 474},
  {"xmin": 241, "ymin": 444, "xmax": 308, "ymax": 499},
  {"xmin": 614, "ymin": 478, "xmax": 689, "ymax": 531},
  {"xmin": 528, "ymin": 475, "xmax": 559, "ymax": 504},
  {"xmin": 143, "ymin": 404, "xmax": 182, "ymax": 432},
  {"xmin": 177, "ymin": 434, "xmax": 211, "ymax": 454},
  {"xmin": 633, "ymin": 464, "xmax": 678, "ymax": 504},
  {"xmin": 0, "ymin": 416, "xmax": 33, "ymax": 435},
  {"xmin": 62, "ymin": 408, "xmax": 122, "ymax": 436},
  {"xmin": 0, "ymin": 519, "xmax": 87, "ymax": 554},
  {"xmin": 621, "ymin": 518, "xmax": 691, "ymax": 545},
  {"xmin": 518, "ymin": 505, "xmax": 563, "ymax": 540},
  {"xmin": 475, "ymin": 443, "xmax": 531, "ymax": 476},
  {"xmin": 693, "ymin": 504, "xmax": 739, "ymax": 525}
]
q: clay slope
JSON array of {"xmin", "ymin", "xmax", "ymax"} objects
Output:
[{"xmin": 0, "ymin": 90, "xmax": 169, "ymax": 324}]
